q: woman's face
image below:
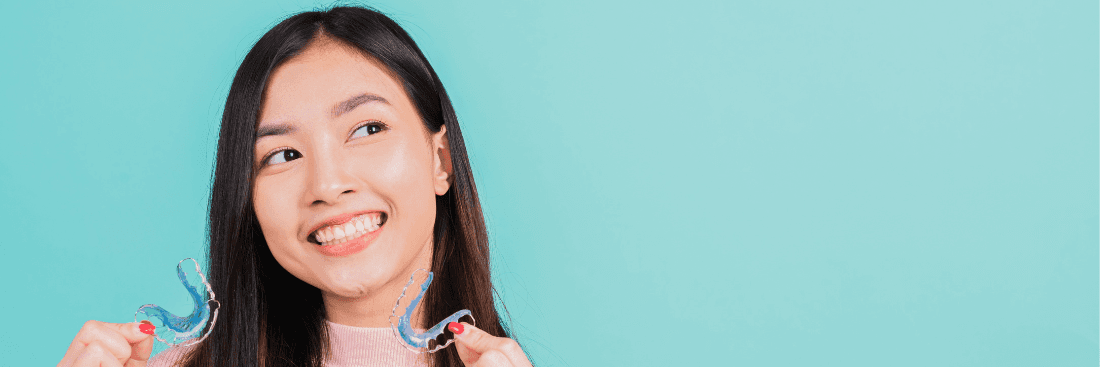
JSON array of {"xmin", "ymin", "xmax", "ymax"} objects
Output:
[{"xmin": 252, "ymin": 37, "xmax": 451, "ymax": 303}]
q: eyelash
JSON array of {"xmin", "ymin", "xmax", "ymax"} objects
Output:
[
  {"xmin": 259, "ymin": 147, "xmax": 298, "ymax": 168},
  {"xmin": 257, "ymin": 121, "xmax": 388, "ymax": 169},
  {"xmin": 349, "ymin": 120, "xmax": 388, "ymax": 139}
]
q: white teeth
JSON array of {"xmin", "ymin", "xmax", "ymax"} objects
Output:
[{"xmin": 314, "ymin": 213, "xmax": 386, "ymax": 246}]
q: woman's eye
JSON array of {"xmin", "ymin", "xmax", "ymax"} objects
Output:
[
  {"xmin": 264, "ymin": 149, "xmax": 302, "ymax": 166},
  {"xmin": 351, "ymin": 122, "xmax": 386, "ymax": 139}
]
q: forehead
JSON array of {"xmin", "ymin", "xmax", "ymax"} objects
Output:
[{"xmin": 259, "ymin": 37, "xmax": 408, "ymax": 123}]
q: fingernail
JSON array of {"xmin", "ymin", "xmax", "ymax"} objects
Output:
[
  {"xmin": 448, "ymin": 322, "xmax": 464, "ymax": 335},
  {"xmin": 139, "ymin": 322, "xmax": 155, "ymax": 335}
]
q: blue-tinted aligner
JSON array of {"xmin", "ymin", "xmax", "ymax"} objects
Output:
[
  {"xmin": 391, "ymin": 269, "xmax": 474, "ymax": 353},
  {"xmin": 135, "ymin": 258, "xmax": 220, "ymax": 346}
]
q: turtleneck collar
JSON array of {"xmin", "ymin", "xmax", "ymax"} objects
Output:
[{"xmin": 324, "ymin": 320, "xmax": 429, "ymax": 367}]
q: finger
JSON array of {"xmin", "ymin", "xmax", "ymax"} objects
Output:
[
  {"xmin": 107, "ymin": 321, "xmax": 157, "ymax": 345},
  {"xmin": 83, "ymin": 321, "xmax": 154, "ymax": 345},
  {"xmin": 123, "ymin": 357, "xmax": 148, "ymax": 367},
  {"xmin": 60, "ymin": 321, "xmax": 144, "ymax": 366},
  {"xmin": 129, "ymin": 321, "xmax": 155, "ymax": 363},
  {"xmin": 451, "ymin": 322, "xmax": 503, "ymax": 354},
  {"xmin": 476, "ymin": 350, "xmax": 513, "ymax": 367},
  {"xmin": 454, "ymin": 335, "xmax": 480, "ymax": 365},
  {"xmin": 497, "ymin": 338, "xmax": 532, "ymax": 367},
  {"xmin": 70, "ymin": 341, "xmax": 125, "ymax": 367},
  {"xmin": 451, "ymin": 322, "xmax": 483, "ymax": 365},
  {"xmin": 124, "ymin": 322, "xmax": 155, "ymax": 367},
  {"xmin": 452, "ymin": 322, "xmax": 531, "ymax": 367}
]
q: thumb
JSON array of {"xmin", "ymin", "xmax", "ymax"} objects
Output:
[
  {"xmin": 452, "ymin": 322, "xmax": 496, "ymax": 350},
  {"xmin": 98, "ymin": 321, "xmax": 155, "ymax": 366},
  {"xmin": 128, "ymin": 321, "xmax": 156, "ymax": 363},
  {"xmin": 453, "ymin": 322, "xmax": 509, "ymax": 364},
  {"xmin": 103, "ymin": 321, "xmax": 156, "ymax": 345},
  {"xmin": 451, "ymin": 322, "xmax": 493, "ymax": 363},
  {"xmin": 451, "ymin": 322, "xmax": 530, "ymax": 367}
]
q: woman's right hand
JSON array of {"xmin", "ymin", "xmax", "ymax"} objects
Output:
[{"xmin": 57, "ymin": 320, "xmax": 156, "ymax": 367}]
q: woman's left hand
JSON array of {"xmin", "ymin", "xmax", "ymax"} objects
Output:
[{"xmin": 449, "ymin": 322, "xmax": 533, "ymax": 367}]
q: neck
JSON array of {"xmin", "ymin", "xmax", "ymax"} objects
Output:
[{"xmin": 322, "ymin": 238, "xmax": 433, "ymax": 328}]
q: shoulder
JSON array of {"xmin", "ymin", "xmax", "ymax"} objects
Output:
[{"xmin": 147, "ymin": 344, "xmax": 199, "ymax": 367}]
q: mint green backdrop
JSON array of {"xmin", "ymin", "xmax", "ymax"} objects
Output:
[{"xmin": 1, "ymin": 0, "xmax": 1096, "ymax": 365}]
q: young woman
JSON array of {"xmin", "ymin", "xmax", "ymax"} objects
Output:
[{"xmin": 57, "ymin": 6, "xmax": 531, "ymax": 367}]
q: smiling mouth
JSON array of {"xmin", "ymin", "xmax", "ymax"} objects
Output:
[{"xmin": 309, "ymin": 212, "xmax": 387, "ymax": 246}]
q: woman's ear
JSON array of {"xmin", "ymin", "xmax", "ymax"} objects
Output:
[{"xmin": 432, "ymin": 125, "xmax": 453, "ymax": 196}]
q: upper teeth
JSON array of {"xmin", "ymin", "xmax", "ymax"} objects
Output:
[{"xmin": 313, "ymin": 213, "xmax": 382, "ymax": 246}]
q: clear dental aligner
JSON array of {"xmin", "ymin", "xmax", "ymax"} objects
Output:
[
  {"xmin": 390, "ymin": 269, "xmax": 475, "ymax": 353},
  {"xmin": 134, "ymin": 258, "xmax": 220, "ymax": 347}
]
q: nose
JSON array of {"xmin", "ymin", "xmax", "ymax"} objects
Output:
[{"xmin": 305, "ymin": 149, "xmax": 357, "ymax": 206}]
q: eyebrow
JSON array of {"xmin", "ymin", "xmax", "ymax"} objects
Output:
[
  {"xmin": 334, "ymin": 93, "xmax": 389, "ymax": 117},
  {"xmin": 255, "ymin": 93, "xmax": 390, "ymax": 141},
  {"xmin": 256, "ymin": 124, "xmax": 295, "ymax": 140}
]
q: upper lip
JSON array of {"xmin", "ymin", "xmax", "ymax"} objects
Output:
[{"xmin": 306, "ymin": 210, "xmax": 383, "ymax": 240}]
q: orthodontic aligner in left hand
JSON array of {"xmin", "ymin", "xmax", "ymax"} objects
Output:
[
  {"xmin": 134, "ymin": 258, "xmax": 220, "ymax": 347},
  {"xmin": 390, "ymin": 268, "xmax": 475, "ymax": 353}
]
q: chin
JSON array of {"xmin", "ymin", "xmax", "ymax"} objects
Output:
[
  {"xmin": 274, "ymin": 233, "xmax": 431, "ymax": 301},
  {"xmin": 314, "ymin": 262, "xmax": 390, "ymax": 297},
  {"xmin": 322, "ymin": 283, "xmax": 373, "ymax": 299}
]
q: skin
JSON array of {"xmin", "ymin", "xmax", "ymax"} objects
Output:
[
  {"xmin": 251, "ymin": 35, "xmax": 444, "ymax": 329},
  {"xmin": 57, "ymin": 321, "xmax": 153, "ymax": 367},
  {"xmin": 59, "ymin": 36, "xmax": 531, "ymax": 367}
]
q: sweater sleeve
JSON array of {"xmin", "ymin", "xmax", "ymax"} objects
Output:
[{"xmin": 147, "ymin": 344, "xmax": 197, "ymax": 367}]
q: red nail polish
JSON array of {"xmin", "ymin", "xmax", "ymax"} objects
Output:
[
  {"xmin": 448, "ymin": 322, "xmax": 463, "ymax": 334},
  {"xmin": 139, "ymin": 323, "xmax": 155, "ymax": 335}
]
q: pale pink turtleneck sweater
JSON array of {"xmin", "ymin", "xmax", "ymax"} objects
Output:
[{"xmin": 147, "ymin": 321, "xmax": 429, "ymax": 367}]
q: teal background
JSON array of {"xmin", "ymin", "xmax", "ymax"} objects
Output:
[{"xmin": 1, "ymin": 0, "xmax": 1096, "ymax": 365}]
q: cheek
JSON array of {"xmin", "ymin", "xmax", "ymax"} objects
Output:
[
  {"xmin": 355, "ymin": 140, "xmax": 438, "ymax": 243},
  {"xmin": 368, "ymin": 141, "xmax": 436, "ymax": 206},
  {"xmin": 252, "ymin": 176, "xmax": 301, "ymax": 245}
]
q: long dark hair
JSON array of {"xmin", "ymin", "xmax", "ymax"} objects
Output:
[{"xmin": 187, "ymin": 6, "xmax": 508, "ymax": 367}]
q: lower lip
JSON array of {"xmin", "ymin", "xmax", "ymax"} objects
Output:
[{"xmin": 316, "ymin": 225, "xmax": 383, "ymax": 257}]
